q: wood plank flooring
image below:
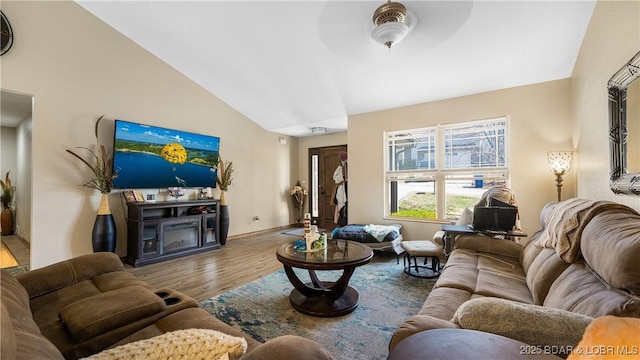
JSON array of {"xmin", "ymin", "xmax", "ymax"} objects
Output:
[
  {"xmin": 125, "ymin": 229, "xmax": 297, "ymax": 301},
  {"xmin": 1, "ymin": 235, "xmax": 30, "ymax": 267}
]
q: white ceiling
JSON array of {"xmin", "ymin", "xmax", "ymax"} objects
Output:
[{"xmin": 76, "ymin": 1, "xmax": 596, "ymax": 137}]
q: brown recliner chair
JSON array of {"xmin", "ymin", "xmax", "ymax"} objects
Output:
[{"xmin": 2, "ymin": 252, "xmax": 335, "ymax": 360}]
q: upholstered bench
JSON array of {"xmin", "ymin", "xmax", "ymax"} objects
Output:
[
  {"xmin": 400, "ymin": 241, "xmax": 445, "ymax": 278},
  {"xmin": 332, "ymin": 224, "xmax": 404, "ymax": 261}
]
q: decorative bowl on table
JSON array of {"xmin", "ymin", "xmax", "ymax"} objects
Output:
[{"xmin": 167, "ymin": 187, "xmax": 185, "ymax": 200}]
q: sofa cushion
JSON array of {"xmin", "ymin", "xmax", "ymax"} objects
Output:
[
  {"xmin": 452, "ymin": 297, "xmax": 593, "ymax": 353},
  {"xmin": 437, "ymin": 250, "xmax": 532, "ymax": 304},
  {"xmin": 524, "ymin": 247, "xmax": 570, "ymax": 305},
  {"xmin": 543, "ymin": 262, "xmax": 640, "ymax": 318},
  {"xmin": 59, "ymin": 286, "xmax": 166, "ymax": 343},
  {"xmin": 16, "ymin": 252, "xmax": 126, "ymax": 299},
  {"xmin": 1, "ymin": 272, "xmax": 65, "ymax": 360},
  {"xmin": 417, "ymin": 287, "xmax": 474, "ymax": 319},
  {"xmin": 28, "ymin": 270, "xmax": 151, "ymax": 329},
  {"xmin": 580, "ymin": 210, "xmax": 640, "ymax": 295},
  {"xmin": 83, "ymin": 328, "xmax": 247, "ymax": 360},
  {"xmin": 454, "ymin": 235, "xmax": 522, "ymax": 259}
]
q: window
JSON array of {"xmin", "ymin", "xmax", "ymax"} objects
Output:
[{"xmin": 385, "ymin": 117, "xmax": 509, "ymax": 221}]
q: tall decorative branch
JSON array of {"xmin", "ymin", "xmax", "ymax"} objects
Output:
[
  {"xmin": 66, "ymin": 115, "xmax": 118, "ymax": 194},
  {"xmin": 216, "ymin": 155, "xmax": 234, "ymax": 205}
]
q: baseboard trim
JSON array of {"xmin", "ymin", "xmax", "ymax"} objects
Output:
[{"xmin": 227, "ymin": 224, "xmax": 298, "ymax": 241}]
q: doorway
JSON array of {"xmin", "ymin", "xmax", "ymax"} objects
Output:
[
  {"xmin": 1, "ymin": 89, "xmax": 33, "ymax": 268},
  {"xmin": 308, "ymin": 145, "xmax": 347, "ymax": 230}
]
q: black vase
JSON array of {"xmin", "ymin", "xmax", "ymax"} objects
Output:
[
  {"xmin": 92, "ymin": 214, "xmax": 116, "ymax": 252},
  {"xmin": 92, "ymin": 194, "xmax": 116, "ymax": 253},
  {"xmin": 219, "ymin": 204, "xmax": 229, "ymax": 246}
]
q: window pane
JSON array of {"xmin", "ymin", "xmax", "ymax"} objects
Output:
[
  {"xmin": 444, "ymin": 180, "xmax": 484, "ymax": 221},
  {"xmin": 389, "ymin": 180, "xmax": 437, "ymax": 219},
  {"xmin": 388, "ymin": 128, "xmax": 436, "ymax": 171},
  {"xmin": 444, "ymin": 121, "xmax": 506, "ymax": 169},
  {"xmin": 444, "ymin": 175, "xmax": 508, "ymax": 221},
  {"xmin": 385, "ymin": 118, "xmax": 509, "ymax": 222}
]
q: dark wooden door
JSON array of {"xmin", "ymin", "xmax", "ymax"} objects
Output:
[{"xmin": 309, "ymin": 145, "xmax": 347, "ymax": 229}]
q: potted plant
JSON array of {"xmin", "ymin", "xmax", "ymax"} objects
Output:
[
  {"xmin": 66, "ymin": 116, "xmax": 118, "ymax": 252},
  {"xmin": 216, "ymin": 155, "xmax": 233, "ymax": 245},
  {"xmin": 0, "ymin": 171, "xmax": 15, "ymax": 236}
]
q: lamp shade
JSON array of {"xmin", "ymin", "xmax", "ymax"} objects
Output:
[
  {"xmin": 547, "ymin": 151, "xmax": 573, "ymax": 175},
  {"xmin": 371, "ymin": 21, "xmax": 409, "ymax": 48}
]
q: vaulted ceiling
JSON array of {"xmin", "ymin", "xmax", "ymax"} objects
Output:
[{"xmin": 76, "ymin": 1, "xmax": 596, "ymax": 137}]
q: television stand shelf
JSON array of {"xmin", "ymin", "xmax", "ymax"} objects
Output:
[{"xmin": 125, "ymin": 200, "xmax": 220, "ymax": 267}]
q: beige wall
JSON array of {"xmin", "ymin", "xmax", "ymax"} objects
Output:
[
  {"xmin": 348, "ymin": 80, "xmax": 576, "ymax": 241},
  {"xmin": 571, "ymin": 0, "xmax": 640, "ymax": 210},
  {"xmin": 1, "ymin": 1, "xmax": 297, "ymax": 268}
]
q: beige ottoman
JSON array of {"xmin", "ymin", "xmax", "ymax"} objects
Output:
[{"xmin": 401, "ymin": 241, "xmax": 444, "ymax": 278}]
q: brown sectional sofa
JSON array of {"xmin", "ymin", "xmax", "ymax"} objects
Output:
[
  {"xmin": 1, "ymin": 252, "xmax": 334, "ymax": 360},
  {"xmin": 390, "ymin": 199, "xmax": 640, "ymax": 356}
]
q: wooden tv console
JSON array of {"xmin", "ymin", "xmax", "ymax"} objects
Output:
[{"xmin": 125, "ymin": 200, "xmax": 220, "ymax": 267}]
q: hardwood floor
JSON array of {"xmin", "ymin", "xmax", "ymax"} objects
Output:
[
  {"xmin": 125, "ymin": 229, "xmax": 297, "ymax": 301},
  {"xmin": 1, "ymin": 235, "xmax": 30, "ymax": 267}
]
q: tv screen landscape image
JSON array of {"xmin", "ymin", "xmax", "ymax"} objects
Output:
[{"xmin": 112, "ymin": 119, "xmax": 220, "ymax": 189}]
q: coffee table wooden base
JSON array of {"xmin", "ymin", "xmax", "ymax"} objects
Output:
[
  {"xmin": 289, "ymin": 282, "xmax": 359, "ymax": 317},
  {"xmin": 276, "ymin": 240, "xmax": 373, "ymax": 318}
]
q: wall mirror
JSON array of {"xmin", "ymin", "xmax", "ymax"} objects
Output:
[{"xmin": 608, "ymin": 50, "xmax": 640, "ymax": 195}]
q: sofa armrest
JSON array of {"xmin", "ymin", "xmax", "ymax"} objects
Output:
[
  {"xmin": 242, "ymin": 335, "xmax": 335, "ymax": 360},
  {"xmin": 452, "ymin": 297, "xmax": 593, "ymax": 356},
  {"xmin": 16, "ymin": 253, "xmax": 125, "ymax": 298},
  {"xmin": 389, "ymin": 315, "xmax": 460, "ymax": 351},
  {"xmin": 59, "ymin": 286, "xmax": 165, "ymax": 343}
]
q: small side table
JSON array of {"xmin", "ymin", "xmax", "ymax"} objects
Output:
[{"xmin": 387, "ymin": 329, "xmax": 562, "ymax": 360}]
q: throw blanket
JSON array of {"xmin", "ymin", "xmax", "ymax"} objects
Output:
[
  {"xmin": 535, "ymin": 199, "xmax": 639, "ymax": 263},
  {"xmin": 363, "ymin": 224, "xmax": 401, "ymax": 242}
]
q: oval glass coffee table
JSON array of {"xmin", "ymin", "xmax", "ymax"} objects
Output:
[{"xmin": 276, "ymin": 239, "xmax": 373, "ymax": 317}]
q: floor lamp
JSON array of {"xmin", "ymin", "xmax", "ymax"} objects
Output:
[{"xmin": 547, "ymin": 151, "xmax": 573, "ymax": 202}]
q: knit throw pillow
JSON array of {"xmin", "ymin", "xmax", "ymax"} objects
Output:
[
  {"xmin": 452, "ymin": 297, "xmax": 593, "ymax": 354},
  {"xmin": 82, "ymin": 328, "xmax": 247, "ymax": 360}
]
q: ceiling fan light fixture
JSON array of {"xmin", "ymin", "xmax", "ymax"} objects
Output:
[
  {"xmin": 371, "ymin": 1, "xmax": 416, "ymax": 49},
  {"xmin": 371, "ymin": 21, "xmax": 409, "ymax": 48},
  {"xmin": 372, "ymin": 1, "xmax": 407, "ymax": 26}
]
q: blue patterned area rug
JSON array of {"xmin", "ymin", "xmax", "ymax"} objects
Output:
[{"xmin": 200, "ymin": 253, "xmax": 435, "ymax": 360}]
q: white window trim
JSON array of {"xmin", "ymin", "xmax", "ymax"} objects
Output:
[{"xmin": 384, "ymin": 117, "xmax": 510, "ymax": 222}]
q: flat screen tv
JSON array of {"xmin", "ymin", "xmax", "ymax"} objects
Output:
[{"xmin": 112, "ymin": 119, "xmax": 220, "ymax": 189}]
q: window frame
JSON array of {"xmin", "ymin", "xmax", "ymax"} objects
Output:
[{"xmin": 384, "ymin": 117, "xmax": 510, "ymax": 222}]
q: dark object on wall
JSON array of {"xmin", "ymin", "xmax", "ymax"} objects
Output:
[
  {"xmin": 112, "ymin": 119, "xmax": 220, "ymax": 189},
  {"xmin": 1, "ymin": 11, "xmax": 14, "ymax": 56},
  {"xmin": 219, "ymin": 204, "xmax": 229, "ymax": 245},
  {"xmin": 92, "ymin": 194, "xmax": 116, "ymax": 252}
]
